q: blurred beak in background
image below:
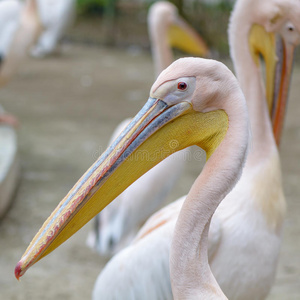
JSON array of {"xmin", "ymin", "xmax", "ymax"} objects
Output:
[{"xmin": 249, "ymin": 24, "xmax": 296, "ymax": 145}]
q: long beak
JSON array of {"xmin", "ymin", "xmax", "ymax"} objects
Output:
[
  {"xmin": 168, "ymin": 17, "xmax": 210, "ymax": 57},
  {"xmin": 249, "ymin": 24, "xmax": 295, "ymax": 145},
  {"xmin": 15, "ymin": 95, "xmax": 227, "ymax": 279},
  {"xmin": 272, "ymin": 39, "xmax": 295, "ymax": 145}
]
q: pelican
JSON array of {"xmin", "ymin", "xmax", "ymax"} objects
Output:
[
  {"xmin": 91, "ymin": 0, "xmax": 297, "ymax": 298},
  {"xmin": 0, "ymin": 0, "xmax": 41, "ymax": 125},
  {"xmin": 89, "ymin": 0, "xmax": 299, "ymax": 299},
  {"xmin": 87, "ymin": 0, "xmax": 210, "ymax": 256},
  {"xmin": 15, "ymin": 57, "xmax": 249, "ymax": 300},
  {"xmin": 148, "ymin": 1, "xmax": 209, "ymax": 77},
  {"xmin": 31, "ymin": 0, "xmax": 76, "ymax": 58}
]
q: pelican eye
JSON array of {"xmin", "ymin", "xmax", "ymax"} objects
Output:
[
  {"xmin": 177, "ymin": 82, "xmax": 187, "ymax": 91},
  {"xmin": 287, "ymin": 25, "xmax": 294, "ymax": 32}
]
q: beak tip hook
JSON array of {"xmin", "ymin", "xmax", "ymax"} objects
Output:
[{"xmin": 15, "ymin": 261, "xmax": 23, "ymax": 281}]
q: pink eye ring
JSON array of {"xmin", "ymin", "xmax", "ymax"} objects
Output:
[{"xmin": 177, "ymin": 82, "xmax": 187, "ymax": 91}]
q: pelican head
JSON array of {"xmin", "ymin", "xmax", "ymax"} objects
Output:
[
  {"xmin": 230, "ymin": 0, "xmax": 300, "ymax": 145},
  {"xmin": 148, "ymin": 1, "xmax": 209, "ymax": 74},
  {"xmin": 15, "ymin": 57, "xmax": 248, "ymax": 279}
]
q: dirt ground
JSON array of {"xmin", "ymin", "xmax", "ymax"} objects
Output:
[{"xmin": 0, "ymin": 44, "xmax": 299, "ymax": 300}]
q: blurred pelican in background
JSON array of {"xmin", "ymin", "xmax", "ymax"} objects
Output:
[
  {"xmin": 86, "ymin": 0, "xmax": 210, "ymax": 257},
  {"xmin": 148, "ymin": 1, "xmax": 209, "ymax": 77},
  {"xmin": 89, "ymin": 0, "xmax": 298, "ymax": 299},
  {"xmin": 31, "ymin": 0, "xmax": 76, "ymax": 58},
  {"xmin": 0, "ymin": 0, "xmax": 41, "ymax": 220},
  {"xmin": 0, "ymin": 0, "xmax": 41, "ymax": 125},
  {"xmin": 15, "ymin": 57, "xmax": 250, "ymax": 300}
]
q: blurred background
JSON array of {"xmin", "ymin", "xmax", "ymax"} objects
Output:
[
  {"xmin": 71, "ymin": 0, "xmax": 233, "ymax": 55},
  {"xmin": 0, "ymin": 0, "xmax": 299, "ymax": 299}
]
